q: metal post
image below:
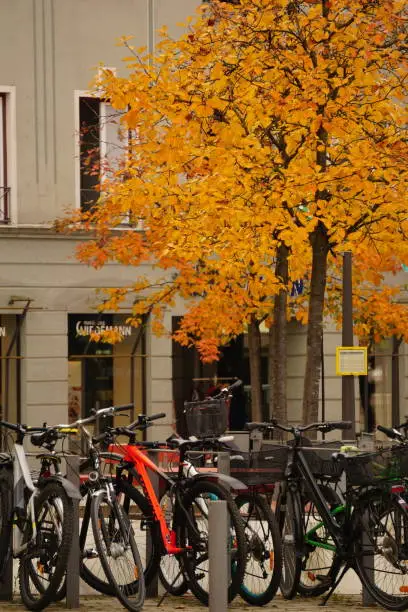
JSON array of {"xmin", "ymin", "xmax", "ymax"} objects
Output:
[
  {"xmin": 392, "ymin": 336, "xmax": 401, "ymax": 427},
  {"xmin": 66, "ymin": 455, "xmax": 80, "ymax": 609},
  {"xmin": 217, "ymin": 451, "xmax": 230, "ymax": 477},
  {"xmin": 342, "ymin": 252, "xmax": 356, "ymax": 439},
  {"xmin": 146, "ymin": 451, "xmax": 160, "ymax": 598},
  {"xmin": 0, "ymin": 461, "xmax": 13, "ymax": 601},
  {"xmin": 209, "ymin": 500, "xmax": 228, "ymax": 612},
  {"xmin": 249, "ymin": 428, "xmax": 263, "ymax": 452}
]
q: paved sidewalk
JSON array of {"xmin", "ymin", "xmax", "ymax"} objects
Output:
[{"xmin": 0, "ymin": 594, "xmax": 373, "ymax": 612}]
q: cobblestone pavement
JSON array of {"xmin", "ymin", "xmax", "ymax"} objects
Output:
[{"xmin": 0, "ymin": 593, "xmax": 373, "ymax": 612}]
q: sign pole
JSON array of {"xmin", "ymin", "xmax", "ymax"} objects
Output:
[{"xmin": 342, "ymin": 252, "xmax": 356, "ymax": 440}]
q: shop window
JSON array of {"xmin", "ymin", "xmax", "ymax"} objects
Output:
[{"xmin": 68, "ymin": 314, "xmax": 145, "ymax": 430}]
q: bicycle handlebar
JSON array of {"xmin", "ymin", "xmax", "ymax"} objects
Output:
[
  {"xmin": 377, "ymin": 424, "xmax": 403, "ymax": 440},
  {"xmin": 0, "ymin": 420, "xmax": 47, "ymax": 434},
  {"xmin": 208, "ymin": 379, "xmax": 243, "ymax": 400},
  {"xmin": 245, "ymin": 420, "xmax": 352, "ymax": 434},
  {"xmin": 91, "ymin": 412, "xmax": 166, "ymax": 444}
]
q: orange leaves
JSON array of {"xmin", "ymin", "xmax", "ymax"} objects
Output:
[{"xmin": 56, "ymin": 0, "xmax": 408, "ymax": 360}]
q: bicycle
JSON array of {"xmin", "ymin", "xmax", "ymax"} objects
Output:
[
  {"xmin": 0, "ymin": 420, "xmax": 80, "ymax": 610},
  {"xmin": 155, "ymin": 377, "xmax": 282, "ymax": 606},
  {"xmin": 90, "ymin": 413, "xmax": 248, "ymax": 606},
  {"xmin": 246, "ymin": 418, "xmax": 408, "ymax": 610},
  {"xmin": 59, "ymin": 403, "xmax": 146, "ymax": 612},
  {"xmin": 173, "ymin": 435, "xmax": 284, "ymax": 606}
]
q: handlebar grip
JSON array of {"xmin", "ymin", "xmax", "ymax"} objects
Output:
[
  {"xmin": 148, "ymin": 412, "xmax": 166, "ymax": 421},
  {"xmin": 113, "ymin": 403, "xmax": 133, "ymax": 413},
  {"xmin": 245, "ymin": 422, "xmax": 272, "ymax": 431},
  {"xmin": 327, "ymin": 421, "xmax": 352, "ymax": 431},
  {"xmin": 139, "ymin": 441, "xmax": 162, "ymax": 449},
  {"xmin": 228, "ymin": 379, "xmax": 243, "ymax": 392},
  {"xmin": 377, "ymin": 424, "xmax": 401, "ymax": 440},
  {"xmin": 0, "ymin": 420, "xmax": 20, "ymax": 432}
]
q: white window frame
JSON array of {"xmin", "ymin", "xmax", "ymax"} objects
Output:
[{"xmin": 0, "ymin": 86, "xmax": 17, "ymax": 225}]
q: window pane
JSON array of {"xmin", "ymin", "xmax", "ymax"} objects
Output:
[{"xmin": 79, "ymin": 97, "xmax": 100, "ymax": 211}]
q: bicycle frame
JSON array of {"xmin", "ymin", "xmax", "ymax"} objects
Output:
[
  {"xmin": 12, "ymin": 443, "xmax": 39, "ymax": 555},
  {"xmin": 119, "ymin": 445, "xmax": 183, "ymax": 554},
  {"xmin": 285, "ymin": 445, "xmax": 350, "ymax": 552}
]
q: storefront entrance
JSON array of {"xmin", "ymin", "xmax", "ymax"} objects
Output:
[{"xmin": 68, "ymin": 314, "xmax": 146, "ymax": 434}]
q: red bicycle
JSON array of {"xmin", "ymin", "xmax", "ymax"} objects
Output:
[{"xmin": 92, "ymin": 413, "xmax": 248, "ymax": 605}]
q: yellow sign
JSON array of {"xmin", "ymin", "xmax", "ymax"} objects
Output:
[{"xmin": 336, "ymin": 347, "xmax": 368, "ymax": 376}]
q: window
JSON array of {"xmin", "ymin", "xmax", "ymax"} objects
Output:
[
  {"xmin": 77, "ymin": 94, "xmax": 124, "ymax": 212},
  {"xmin": 0, "ymin": 93, "xmax": 9, "ymax": 223},
  {"xmin": 0, "ymin": 87, "xmax": 16, "ymax": 225},
  {"xmin": 67, "ymin": 314, "xmax": 145, "ymax": 435}
]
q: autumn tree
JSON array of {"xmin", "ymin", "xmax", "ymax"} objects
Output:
[{"xmin": 63, "ymin": 0, "xmax": 408, "ymax": 427}]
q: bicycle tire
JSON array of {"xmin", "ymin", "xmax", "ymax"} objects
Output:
[
  {"xmin": 297, "ymin": 484, "xmax": 343, "ymax": 597},
  {"xmin": 18, "ymin": 482, "xmax": 74, "ymax": 611},
  {"xmin": 277, "ymin": 485, "xmax": 303, "ymax": 599},
  {"xmin": 0, "ymin": 470, "xmax": 13, "ymax": 577},
  {"xmin": 354, "ymin": 494, "xmax": 408, "ymax": 611},
  {"xmin": 91, "ymin": 488, "xmax": 146, "ymax": 612},
  {"xmin": 80, "ymin": 478, "xmax": 161, "ymax": 595},
  {"xmin": 158, "ymin": 491, "xmax": 188, "ymax": 596},
  {"xmin": 177, "ymin": 479, "xmax": 247, "ymax": 606},
  {"xmin": 235, "ymin": 492, "xmax": 282, "ymax": 606}
]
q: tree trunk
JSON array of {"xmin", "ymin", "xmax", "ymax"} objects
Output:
[
  {"xmin": 269, "ymin": 243, "xmax": 289, "ymax": 424},
  {"xmin": 302, "ymin": 223, "xmax": 330, "ymax": 426},
  {"xmin": 248, "ymin": 317, "xmax": 263, "ymax": 422}
]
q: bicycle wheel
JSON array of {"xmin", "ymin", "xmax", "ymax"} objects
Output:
[
  {"xmin": 80, "ymin": 479, "xmax": 160, "ymax": 596},
  {"xmin": 158, "ymin": 491, "xmax": 188, "ymax": 596},
  {"xmin": 235, "ymin": 492, "xmax": 282, "ymax": 605},
  {"xmin": 18, "ymin": 482, "xmax": 74, "ymax": 611},
  {"xmin": 277, "ymin": 486, "xmax": 303, "ymax": 599},
  {"xmin": 177, "ymin": 479, "xmax": 247, "ymax": 605},
  {"xmin": 355, "ymin": 494, "xmax": 408, "ymax": 611},
  {"xmin": 0, "ymin": 464, "xmax": 13, "ymax": 576},
  {"xmin": 298, "ymin": 483, "xmax": 343, "ymax": 597},
  {"xmin": 91, "ymin": 488, "xmax": 145, "ymax": 612}
]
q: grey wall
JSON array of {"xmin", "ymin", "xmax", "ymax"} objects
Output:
[
  {"xmin": 0, "ymin": 0, "xmax": 199, "ymax": 429},
  {"xmin": 0, "ymin": 0, "xmax": 200, "ymax": 224}
]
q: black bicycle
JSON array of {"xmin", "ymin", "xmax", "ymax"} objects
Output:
[{"xmin": 246, "ymin": 419, "xmax": 408, "ymax": 610}]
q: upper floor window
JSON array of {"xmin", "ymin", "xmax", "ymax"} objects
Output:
[
  {"xmin": 0, "ymin": 87, "xmax": 16, "ymax": 225},
  {"xmin": 0, "ymin": 93, "xmax": 9, "ymax": 224},
  {"xmin": 77, "ymin": 94, "xmax": 124, "ymax": 212}
]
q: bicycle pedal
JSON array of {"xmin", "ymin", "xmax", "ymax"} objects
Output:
[
  {"xmin": 316, "ymin": 575, "xmax": 332, "ymax": 585},
  {"xmin": 83, "ymin": 548, "xmax": 99, "ymax": 559}
]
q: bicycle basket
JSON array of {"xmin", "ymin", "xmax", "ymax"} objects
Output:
[
  {"xmin": 230, "ymin": 446, "xmax": 289, "ymax": 486},
  {"xmin": 302, "ymin": 445, "xmax": 344, "ymax": 480},
  {"xmin": 344, "ymin": 447, "xmax": 408, "ymax": 487},
  {"xmin": 184, "ymin": 399, "xmax": 228, "ymax": 438}
]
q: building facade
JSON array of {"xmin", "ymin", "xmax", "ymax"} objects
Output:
[{"xmin": 0, "ymin": 0, "xmax": 406, "ymax": 439}]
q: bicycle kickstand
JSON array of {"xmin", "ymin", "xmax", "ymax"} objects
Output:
[
  {"xmin": 157, "ymin": 568, "xmax": 184, "ymax": 607},
  {"xmin": 319, "ymin": 563, "xmax": 351, "ymax": 606}
]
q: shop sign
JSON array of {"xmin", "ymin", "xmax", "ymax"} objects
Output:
[
  {"xmin": 75, "ymin": 319, "xmax": 132, "ymax": 338},
  {"xmin": 0, "ymin": 326, "xmax": 6, "ymax": 337}
]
